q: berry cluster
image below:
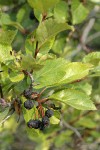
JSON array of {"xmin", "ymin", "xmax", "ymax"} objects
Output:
[
  {"xmin": 23, "ymin": 89, "xmax": 54, "ymax": 131},
  {"xmin": 27, "ymin": 109, "xmax": 53, "ymax": 131},
  {"xmin": 23, "ymin": 89, "xmax": 38, "ymax": 109}
]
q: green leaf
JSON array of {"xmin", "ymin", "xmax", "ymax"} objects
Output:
[
  {"xmin": 34, "ymin": 58, "xmax": 68, "ymax": 88},
  {"xmin": 83, "ymin": 52, "xmax": 100, "ymax": 77},
  {"xmin": 39, "ymin": 37, "xmax": 55, "ymax": 54},
  {"xmin": 9, "ymin": 72, "xmax": 24, "ymax": 83},
  {"xmin": 25, "ymin": 34, "xmax": 36, "ymax": 56},
  {"xmin": 54, "ymin": 1, "xmax": 68, "ymax": 23},
  {"xmin": 49, "ymin": 89, "xmax": 96, "ymax": 110},
  {"xmin": 90, "ymin": 0, "xmax": 100, "ymax": 3},
  {"xmin": 17, "ymin": 8, "xmax": 26, "ymax": 23},
  {"xmin": 50, "ymin": 110, "xmax": 60, "ymax": 125},
  {"xmin": 34, "ymin": 9, "xmax": 43, "ymax": 22},
  {"xmin": 35, "ymin": 61, "xmax": 93, "ymax": 89},
  {"xmin": 13, "ymin": 79, "xmax": 28, "ymax": 95},
  {"xmin": 27, "ymin": 127, "xmax": 40, "ymax": 139},
  {"xmin": 0, "ymin": 45, "xmax": 14, "ymax": 63},
  {"xmin": 0, "ymin": 29, "xmax": 17, "ymax": 45},
  {"xmin": 27, "ymin": 0, "xmax": 60, "ymax": 13},
  {"xmin": 72, "ymin": 2, "xmax": 89, "ymax": 24},
  {"xmin": 36, "ymin": 19, "xmax": 73, "ymax": 53},
  {"xmin": 50, "ymin": 116, "xmax": 60, "ymax": 124},
  {"xmin": 71, "ymin": 82, "xmax": 92, "ymax": 95},
  {"xmin": 0, "ymin": 12, "xmax": 25, "ymax": 33},
  {"xmin": 52, "ymin": 33, "xmax": 66, "ymax": 54},
  {"xmin": 57, "ymin": 62, "xmax": 93, "ymax": 85},
  {"xmin": 83, "ymin": 52, "xmax": 100, "ymax": 66},
  {"xmin": 21, "ymin": 54, "xmax": 43, "ymax": 71},
  {"xmin": 0, "ymin": 107, "xmax": 9, "ymax": 122},
  {"xmin": 89, "ymin": 66, "xmax": 100, "ymax": 77}
]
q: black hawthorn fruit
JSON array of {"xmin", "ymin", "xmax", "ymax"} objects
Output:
[
  {"xmin": 42, "ymin": 116, "xmax": 50, "ymax": 127},
  {"xmin": 27, "ymin": 119, "xmax": 41, "ymax": 129},
  {"xmin": 24, "ymin": 100, "xmax": 34, "ymax": 110},
  {"xmin": 45, "ymin": 109, "xmax": 54, "ymax": 118},
  {"xmin": 24, "ymin": 89, "xmax": 32, "ymax": 99},
  {"xmin": 32, "ymin": 120, "xmax": 41, "ymax": 129},
  {"xmin": 27, "ymin": 120, "xmax": 34, "ymax": 128},
  {"xmin": 39, "ymin": 121, "xmax": 45, "ymax": 131}
]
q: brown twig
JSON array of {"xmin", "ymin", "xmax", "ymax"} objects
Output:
[
  {"xmin": 42, "ymin": 13, "xmax": 47, "ymax": 22},
  {"xmin": 22, "ymin": 70, "xmax": 34, "ymax": 87},
  {"xmin": 37, "ymin": 87, "xmax": 47, "ymax": 100},
  {"xmin": 62, "ymin": 120, "xmax": 83, "ymax": 141},
  {"xmin": 37, "ymin": 98, "xmax": 49, "ymax": 104}
]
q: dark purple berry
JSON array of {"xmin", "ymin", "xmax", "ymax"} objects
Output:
[
  {"xmin": 42, "ymin": 116, "xmax": 50, "ymax": 127},
  {"xmin": 24, "ymin": 89, "xmax": 32, "ymax": 98},
  {"xmin": 45, "ymin": 109, "xmax": 53, "ymax": 118},
  {"xmin": 27, "ymin": 120, "xmax": 34, "ymax": 128},
  {"xmin": 39, "ymin": 122, "xmax": 45, "ymax": 131},
  {"xmin": 32, "ymin": 120, "xmax": 41, "ymax": 129},
  {"xmin": 27, "ymin": 119, "xmax": 41, "ymax": 129},
  {"xmin": 24, "ymin": 100, "xmax": 34, "ymax": 110}
]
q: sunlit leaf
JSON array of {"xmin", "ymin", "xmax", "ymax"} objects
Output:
[
  {"xmin": 36, "ymin": 18, "xmax": 73, "ymax": 53},
  {"xmin": 54, "ymin": 1, "xmax": 68, "ymax": 23},
  {"xmin": 0, "ymin": 45, "xmax": 14, "ymax": 63},
  {"xmin": 0, "ymin": 29, "xmax": 17, "ymax": 45},
  {"xmin": 49, "ymin": 89, "xmax": 96, "ymax": 110},
  {"xmin": 9, "ymin": 72, "xmax": 24, "ymax": 83},
  {"xmin": 72, "ymin": 2, "xmax": 89, "ymax": 24},
  {"xmin": 27, "ymin": 0, "xmax": 60, "ymax": 13},
  {"xmin": 83, "ymin": 52, "xmax": 100, "ymax": 66}
]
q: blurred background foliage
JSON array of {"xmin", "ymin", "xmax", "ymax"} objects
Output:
[{"xmin": 0, "ymin": 0, "xmax": 100, "ymax": 150}]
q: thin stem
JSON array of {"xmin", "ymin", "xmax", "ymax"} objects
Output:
[
  {"xmin": 37, "ymin": 87, "xmax": 47, "ymax": 100},
  {"xmin": 37, "ymin": 98, "xmax": 49, "ymax": 104},
  {"xmin": 62, "ymin": 120, "xmax": 83, "ymax": 140},
  {"xmin": 22, "ymin": 70, "xmax": 34, "ymax": 88},
  {"xmin": 42, "ymin": 13, "xmax": 47, "ymax": 21}
]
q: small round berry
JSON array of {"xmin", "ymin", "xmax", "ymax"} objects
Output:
[
  {"xmin": 32, "ymin": 120, "xmax": 41, "ymax": 129},
  {"xmin": 24, "ymin": 89, "xmax": 32, "ymax": 98},
  {"xmin": 39, "ymin": 122, "xmax": 45, "ymax": 131},
  {"xmin": 24, "ymin": 100, "xmax": 34, "ymax": 110},
  {"xmin": 27, "ymin": 120, "xmax": 34, "ymax": 128},
  {"xmin": 45, "ymin": 109, "xmax": 54, "ymax": 118},
  {"xmin": 42, "ymin": 116, "xmax": 50, "ymax": 127},
  {"xmin": 27, "ymin": 119, "xmax": 41, "ymax": 129}
]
